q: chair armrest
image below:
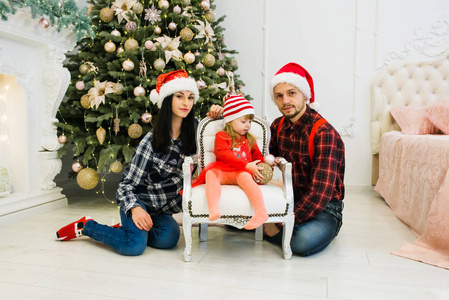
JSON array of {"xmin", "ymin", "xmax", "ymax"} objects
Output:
[
  {"xmin": 182, "ymin": 156, "xmax": 194, "ymax": 210},
  {"xmin": 275, "ymin": 157, "xmax": 294, "ymax": 214}
]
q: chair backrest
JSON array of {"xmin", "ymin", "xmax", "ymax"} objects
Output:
[{"xmin": 196, "ymin": 116, "xmax": 270, "ymax": 172}]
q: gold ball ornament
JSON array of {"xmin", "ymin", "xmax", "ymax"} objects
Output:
[
  {"xmin": 158, "ymin": 0, "xmax": 169, "ymax": 10},
  {"xmin": 100, "ymin": 7, "xmax": 114, "ymax": 23},
  {"xmin": 256, "ymin": 163, "xmax": 273, "ymax": 185},
  {"xmin": 183, "ymin": 0, "xmax": 191, "ymax": 5},
  {"xmin": 104, "ymin": 41, "xmax": 116, "ymax": 53},
  {"xmin": 71, "ymin": 162, "xmax": 83, "ymax": 173},
  {"xmin": 77, "ymin": 168, "xmax": 100, "ymax": 190},
  {"xmin": 154, "ymin": 26, "xmax": 161, "ymax": 34},
  {"xmin": 110, "ymin": 161, "xmax": 123, "ymax": 173},
  {"xmin": 80, "ymin": 94, "xmax": 91, "ymax": 108},
  {"xmin": 141, "ymin": 112, "xmax": 152, "ymax": 123},
  {"xmin": 128, "ymin": 124, "xmax": 143, "ymax": 139},
  {"xmin": 154, "ymin": 58, "xmax": 165, "ymax": 71},
  {"xmin": 204, "ymin": 10, "xmax": 215, "ymax": 23},
  {"xmin": 264, "ymin": 154, "xmax": 276, "ymax": 165},
  {"xmin": 124, "ymin": 38, "xmax": 139, "ymax": 51},
  {"xmin": 111, "ymin": 29, "xmax": 121, "ymax": 36},
  {"xmin": 96, "ymin": 126, "xmax": 106, "ymax": 145},
  {"xmin": 79, "ymin": 64, "xmax": 90, "ymax": 75},
  {"xmin": 202, "ymin": 53, "xmax": 216, "ymax": 67},
  {"xmin": 113, "ymin": 83, "xmax": 124, "ymax": 95},
  {"xmin": 58, "ymin": 134, "xmax": 67, "ymax": 144},
  {"xmin": 133, "ymin": 86, "xmax": 145, "ymax": 97},
  {"xmin": 122, "ymin": 59, "xmax": 135, "ymax": 71},
  {"xmin": 230, "ymin": 58, "xmax": 238, "ymax": 69},
  {"xmin": 180, "ymin": 27, "xmax": 193, "ymax": 42},
  {"xmin": 117, "ymin": 47, "xmax": 124, "ymax": 54},
  {"xmin": 133, "ymin": 2, "xmax": 144, "ymax": 14},
  {"xmin": 184, "ymin": 51, "xmax": 195, "ymax": 64}
]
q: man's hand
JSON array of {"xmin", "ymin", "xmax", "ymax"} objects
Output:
[
  {"xmin": 206, "ymin": 104, "xmax": 224, "ymax": 119},
  {"xmin": 263, "ymin": 223, "xmax": 281, "ymax": 237},
  {"xmin": 131, "ymin": 206, "xmax": 153, "ymax": 231}
]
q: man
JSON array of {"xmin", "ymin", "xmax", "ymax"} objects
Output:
[{"xmin": 263, "ymin": 62, "xmax": 345, "ymax": 256}]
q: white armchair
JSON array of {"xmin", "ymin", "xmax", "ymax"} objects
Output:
[{"xmin": 181, "ymin": 116, "xmax": 295, "ymax": 262}]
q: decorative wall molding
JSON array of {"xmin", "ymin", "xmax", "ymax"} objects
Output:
[{"xmin": 384, "ymin": 15, "xmax": 449, "ymax": 65}]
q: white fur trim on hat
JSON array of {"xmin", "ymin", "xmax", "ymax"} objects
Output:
[
  {"xmin": 269, "ymin": 72, "xmax": 311, "ymax": 101},
  {"xmin": 149, "ymin": 77, "xmax": 199, "ymax": 108}
]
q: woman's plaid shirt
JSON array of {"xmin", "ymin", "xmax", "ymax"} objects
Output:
[
  {"xmin": 116, "ymin": 132, "xmax": 185, "ymax": 217},
  {"xmin": 269, "ymin": 106, "xmax": 345, "ymax": 224}
]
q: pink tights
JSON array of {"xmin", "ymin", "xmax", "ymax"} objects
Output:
[{"xmin": 205, "ymin": 169, "xmax": 268, "ymax": 230}]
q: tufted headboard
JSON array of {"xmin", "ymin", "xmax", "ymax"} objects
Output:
[{"xmin": 370, "ymin": 50, "xmax": 449, "ymax": 184}]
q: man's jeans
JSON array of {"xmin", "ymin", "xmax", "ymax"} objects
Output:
[
  {"xmin": 265, "ymin": 200, "xmax": 343, "ymax": 256},
  {"xmin": 83, "ymin": 200, "xmax": 180, "ymax": 256}
]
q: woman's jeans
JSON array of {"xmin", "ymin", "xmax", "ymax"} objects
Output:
[
  {"xmin": 83, "ymin": 200, "xmax": 180, "ymax": 256},
  {"xmin": 265, "ymin": 200, "xmax": 343, "ymax": 257}
]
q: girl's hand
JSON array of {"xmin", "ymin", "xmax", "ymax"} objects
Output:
[
  {"xmin": 245, "ymin": 160, "xmax": 264, "ymax": 182},
  {"xmin": 131, "ymin": 206, "xmax": 153, "ymax": 231}
]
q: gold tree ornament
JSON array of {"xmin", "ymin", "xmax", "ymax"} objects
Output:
[
  {"xmin": 80, "ymin": 94, "xmax": 91, "ymax": 108},
  {"xmin": 124, "ymin": 38, "xmax": 139, "ymax": 51},
  {"xmin": 122, "ymin": 59, "xmax": 135, "ymax": 71},
  {"xmin": 180, "ymin": 27, "xmax": 193, "ymax": 42},
  {"xmin": 77, "ymin": 168, "xmax": 100, "ymax": 190},
  {"xmin": 113, "ymin": 83, "xmax": 124, "ymax": 95},
  {"xmin": 128, "ymin": 124, "xmax": 143, "ymax": 139},
  {"xmin": 110, "ymin": 161, "xmax": 123, "ymax": 173},
  {"xmin": 256, "ymin": 163, "xmax": 273, "ymax": 185},
  {"xmin": 96, "ymin": 126, "xmax": 106, "ymax": 145},
  {"xmin": 104, "ymin": 41, "xmax": 116, "ymax": 52},
  {"xmin": 202, "ymin": 53, "xmax": 215, "ymax": 67},
  {"xmin": 141, "ymin": 112, "xmax": 152, "ymax": 123},
  {"xmin": 113, "ymin": 115, "xmax": 120, "ymax": 135},
  {"xmin": 100, "ymin": 7, "xmax": 114, "ymax": 23}
]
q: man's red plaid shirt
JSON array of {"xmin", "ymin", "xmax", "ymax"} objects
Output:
[{"xmin": 269, "ymin": 106, "xmax": 345, "ymax": 224}]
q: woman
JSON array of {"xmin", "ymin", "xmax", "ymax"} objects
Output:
[{"xmin": 56, "ymin": 70, "xmax": 222, "ymax": 256}]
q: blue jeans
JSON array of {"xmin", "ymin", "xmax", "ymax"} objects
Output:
[
  {"xmin": 83, "ymin": 201, "xmax": 180, "ymax": 256},
  {"xmin": 265, "ymin": 209, "xmax": 342, "ymax": 257}
]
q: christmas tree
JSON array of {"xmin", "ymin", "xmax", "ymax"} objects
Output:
[{"xmin": 56, "ymin": 0, "xmax": 248, "ymax": 190}]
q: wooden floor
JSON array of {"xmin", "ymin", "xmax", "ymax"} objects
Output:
[{"xmin": 0, "ymin": 183, "xmax": 448, "ymax": 300}]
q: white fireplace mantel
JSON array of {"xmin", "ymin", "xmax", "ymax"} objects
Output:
[{"xmin": 0, "ymin": 9, "xmax": 78, "ymax": 224}]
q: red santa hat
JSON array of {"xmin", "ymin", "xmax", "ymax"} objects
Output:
[
  {"xmin": 270, "ymin": 62, "xmax": 319, "ymax": 111},
  {"xmin": 150, "ymin": 69, "xmax": 199, "ymax": 108},
  {"xmin": 222, "ymin": 94, "xmax": 255, "ymax": 124}
]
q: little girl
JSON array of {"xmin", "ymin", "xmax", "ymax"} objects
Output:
[{"xmin": 193, "ymin": 95, "xmax": 268, "ymax": 230}]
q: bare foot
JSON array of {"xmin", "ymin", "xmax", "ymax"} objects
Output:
[{"xmin": 209, "ymin": 211, "xmax": 221, "ymax": 221}]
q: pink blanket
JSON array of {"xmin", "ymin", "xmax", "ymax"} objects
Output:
[{"xmin": 375, "ymin": 131, "xmax": 449, "ymax": 269}]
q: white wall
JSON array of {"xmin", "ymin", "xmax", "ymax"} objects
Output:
[{"xmin": 215, "ymin": 0, "xmax": 449, "ymax": 188}]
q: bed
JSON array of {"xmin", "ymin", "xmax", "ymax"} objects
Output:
[{"xmin": 371, "ymin": 51, "xmax": 449, "ymax": 269}]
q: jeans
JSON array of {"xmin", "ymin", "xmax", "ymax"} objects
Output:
[
  {"xmin": 83, "ymin": 200, "xmax": 180, "ymax": 256},
  {"xmin": 265, "ymin": 204, "xmax": 342, "ymax": 257}
]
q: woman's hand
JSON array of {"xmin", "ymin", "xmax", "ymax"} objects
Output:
[
  {"xmin": 245, "ymin": 160, "xmax": 264, "ymax": 182},
  {"xmin": 206, "ymin": 104, "xmax": 224, "ymax": 119},
  {"xmin": 131, "ymin": 206, "xmax": 153, "ymax": 231}
]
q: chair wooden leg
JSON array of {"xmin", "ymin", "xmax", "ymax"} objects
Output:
[
  {"xmin": 255, "ymin": 225, "xmax": 263, "ymax": 241},
  {"xmin": 282, "ymin": 216, "xmax": 294, "ymax": 260},
  {"xmin": 198, "ymin": 223, "xmax": 208, "ymax": 242},
  {"xmin": 183, "ymin": 215, "xmax": 193, "ymax": 262}
]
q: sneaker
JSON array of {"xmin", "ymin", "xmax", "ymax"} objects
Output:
[{"xmin": 56, "ymin": 216, "xmax": 93, "ymax": 241}]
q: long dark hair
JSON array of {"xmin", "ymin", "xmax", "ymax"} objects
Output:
[{"xmin": 152, "ymin": 95, "xmax": 196, "ymax": 155}]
